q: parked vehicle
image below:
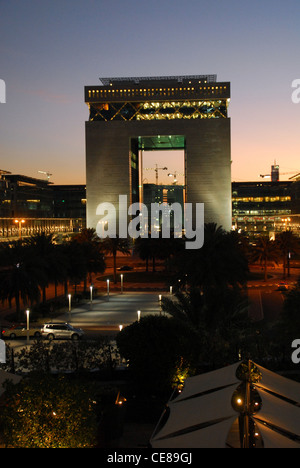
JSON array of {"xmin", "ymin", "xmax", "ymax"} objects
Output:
[
  {"xmin": 2, "ymin": 324, "xmax": 41, "ymax": 340},
  {"xmin": 277, "ymin": 282, "xmax": 289, "ymax": 291},
  {"xmin": 117, "ymin": 265, "xmax": 133, "ymax": 271},
  {"xmin": 40, "ymin": 322, "xmax": 84, "ymax": 340}
]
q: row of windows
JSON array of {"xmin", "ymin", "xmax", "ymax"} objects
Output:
[
  {"xmin": 233, "ymin": 196, "xmax": 291, "ymax": 202},
  {"xmin": 234, "ymin": 216, "xmax": 293, "ymax": 221},
  {"xmin": 233, "ymin": 210, "xmax": 292, "ymax": 216},
  {"xmin": 87, "ymin": 85, "xmax": 228, "ymax": 100}
]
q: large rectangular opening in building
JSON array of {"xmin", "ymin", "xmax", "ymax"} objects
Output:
[
  {"xmin": 130, "ymin": 135, "xmax": 186, "ymax": 235},
  {"xmin": 135, "ymin": 135, "xmax": 186, "ymax": 202}
]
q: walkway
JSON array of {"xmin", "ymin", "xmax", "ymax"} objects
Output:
[{"xmin": 57, "ymin": 291, "xmax": 165, "ymax": 330}]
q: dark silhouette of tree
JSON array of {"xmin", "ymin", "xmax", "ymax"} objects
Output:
[
  {"xmin": 100, "ymin": 236, "xmax": 130, "ymax": 283},
  {"xmin": 134, "ymin": 236, "xmax": 184, "ymax": 272},
  {"xmin": 250, "ymin": 236, "xmax": 280, "ymax": 281},
  {"xmin": 48, "ymin": 243, "xmax": 69, "ymax": 299},
  {"xmin": 61, "ymin": 240, "xmax": 86, "ymax": 295},
  {"xmin": 72, "ymin": 228, "xmax": 106, "ymax": 291},
  {"xmin": 161, "ymin": 288, "xmax": 205, "ymax": 330},
  {"xmin": 161, "ymin": 286, "xmax": 252, "ymax": 366},
  {"xmin": 25, "ymin": 232, "xmax": 57, "ymax": 303},
  {"xmin": 170, "ymin": 223, "xmax": 249, "ymax": 292},
  {"xmin": 279, "ymin": 278, "xmax": 300, "ymax": 335},
  {"xmin": 274, "ymin": 278, "xmax": 300, "ymax": 360},
  {"xmin": 116, "ymin": 315, "xmax": 199, "ymax": 394},
  {"xmin": 134, "ymin": 237, "xmax": 152, "ymax": 272},
  {"xmin": 0, "ymin": 241, "xmax": 42, "ymax": 319},
  {"xmin": 275, "ymin": 231, "xmax": 300, "ymax": 278}
]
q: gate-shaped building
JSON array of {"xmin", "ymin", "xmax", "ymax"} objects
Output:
[{"xmin": 84, "ymin": 75, "xmax": 231, "ymax": 236}]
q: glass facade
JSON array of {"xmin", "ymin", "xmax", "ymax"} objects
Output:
[
  {"xmin": 0, "ymin": 174, "xmax": 53, "ymax": 218},
  {"xmin": 232, "ymin": 182, "xmax": 292, "ymax": 217},
  {"xmin": 231, "ymin": 181, "xmax": 300, "ymax": 238},
  {"xmin": 0, "ymin": 174, "xmax": 86, "ymax": 240},
  {"xmin": 88, "ymin": 99, "xmax": 228, "ymax": 121},
  {"xmin": 85, "ymin": 76, "xmax": 230, "ymax": 122}
]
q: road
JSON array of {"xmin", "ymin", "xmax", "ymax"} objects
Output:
[
  {"xmin": 247, "ymin": 288, "xmax": 286, "ymax": 322},
  {"xmin": 247, "ymin": 273, "xmax": 298, "ymax": 322}
]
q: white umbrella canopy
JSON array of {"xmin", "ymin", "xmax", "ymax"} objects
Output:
[
  {"xmin": 150, "ymin": 361, "xmax": 300, "ymax": 448},
  {"xmin": 254, "ymin": 420, "xmax": 300, "ymax": 449},
  {"xmin": 151, "ymin": 362, "xmax": 241, "ymax": 448}
]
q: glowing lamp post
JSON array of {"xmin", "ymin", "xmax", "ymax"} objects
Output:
[
  {"xmin": 158, "ymin": 294, "xmax": 162, "ymax": 315},
  {"xmin": 14, "ymin": 219, "xmax": 25, "ymax": 239},
  {"xmin": 26, "ymin": 309, "xmax": 30, "ymax": 344},
  {"xmin": 68, "ymin": 294, "xmax": 72, "ymax": 322},
  {"xmin": 107, "ymin": 279, "xmax": 110, "ymax": 300},
  {"xmin": 120, "ymin": 274, "xmax": 123, "ymax": 294}
]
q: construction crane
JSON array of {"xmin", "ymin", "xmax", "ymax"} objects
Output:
[
  {"xmin": 38, "ymin": 171, "xmax": 52, "ymax": 182},
  {"xmin": 168, "ymin": 171, "xmax": 184, "ymax": 185},
  {"xmin": 289, "ymin": 172, "xmax": 300, "ymax": 180},
  {"xmin": 260, "ymin": 171, "xmax": 299, "ymax": 179},
  {"xmin": 144, "ymin": 164, "xmax": 168, "ymax": 185},
  {"xmin": 259, "ymin": 162, "xmax": 299, "ymax": 181}
]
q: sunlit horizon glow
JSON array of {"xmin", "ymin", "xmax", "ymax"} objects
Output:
[{"xmin": 0, "ymin": 1, "xmax": 299, "ymax": 186}]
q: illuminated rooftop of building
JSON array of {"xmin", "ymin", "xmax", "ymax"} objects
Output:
[{"xmin": 99, "ymin": 75, "xmax": 217, "ymax": 87}]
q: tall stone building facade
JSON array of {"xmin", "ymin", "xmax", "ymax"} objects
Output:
[{"xmin": 85, "ymin": 75, "xmax": 231, "ymax": 236}]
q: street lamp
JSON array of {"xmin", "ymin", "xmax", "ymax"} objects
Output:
[
  {"xmin": 120, "ymin": 274, "xmax": 123, "ymax": 294},
  {"xmin": 26, "ymin": 309, "xmax": 30, "ymax": 344},
  {"xmin": 14, "ymin": 219, "xmax": 25, "ymax": 239},
  {"xmin": 107, "ymin": 279, "xmax": 110, "ymax": 300},
  {"xmin": 0, "ymin": 338, "xmax": 5, "ymax": 364},
  {"xmin": 137, "ymin": 310, "xmax": 141, "ymax": 322},
  {"xmin": 158, "ymin": 294, "xmax": 162, "ymax": 315},
  {"xmin": 90, "ymin": 285, "xmax": 93, "ymax": 303},
  {"xmin": 68, "ymin": 294, "xmax": 72, "ymax": 322}
]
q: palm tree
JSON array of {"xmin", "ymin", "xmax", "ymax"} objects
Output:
[
  {"xmin": 0, "ymin": 241, "xmax": 41, "ymax": 319},
  {"xmin": 73, "ymin": 227, "xmax": 98, "ymax": 244},
  {"xmin": 250, "ymin": 236, "xmax": 280, "ymax": 281},
  {"xmin": 100, "ymin": 236, "xmax": 131, "ymax": 283},
  {"xmin": 161, "ymin": 286, "xmax": 251, "ymax": 365},
  {"xmin": 61, "ymin": 240, "xmax": 86, "ymax": 295},
  {"xmin": 48, "ymin": 243, "xmax": 69, "ymax": 299},
  {"xmin": 171, "ymin": 223, "xmax": 249, "ymax": 292},
  {"xmin": 161, "ymin": 288, "xmax": 205, "ymax": 331},
  {"xmin": 25, "ymin": 232, "xmax": 56, "ymax": 303},
  {"xmin": 72, "ymin": 228, "xmax": 106, "ymax": 291},
  {"xmin": 276, "ymin": 279, "xmax": 300, "ymax": 356},
  {"xmin": 134, "ymin": 237, "xmax": 152, "ymax": 272},
  {"xmin": 134, "ymin": 237, "xmax": 179, "ymax": 272},
  {"xmin": 275, "ymin": 231, "xmax": 300, "ymax": 278}
]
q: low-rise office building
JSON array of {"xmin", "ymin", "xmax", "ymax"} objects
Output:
[
  {"xmin": 0, "ymin": 171, "xmax": 86, "ymax": 240},
  {"xmin": 1, "ymin": 169, "xmax": 299, "ymax": 240},
  {"xmin": 232, "ymin": 180, "xmax": 299, "ymax": 238}
]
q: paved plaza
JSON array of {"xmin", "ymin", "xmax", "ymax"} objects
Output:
[{"xmin": 58, "ymin": 291, "xmax": 165, "ymax": 331}]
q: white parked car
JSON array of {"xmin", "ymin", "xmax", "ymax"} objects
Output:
[{"xmin": 41, "ymin": 323, "xmax": 84, "ymax": 340}]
